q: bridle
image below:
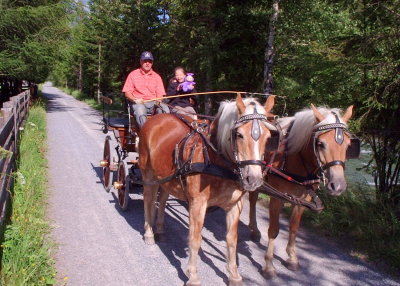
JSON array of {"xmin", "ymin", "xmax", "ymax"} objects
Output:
[
  {"xmin": 312, "ymin": 112, "xmax": 352, "ymax": 180},
  {"xmin": 230, "ymin": 105, "xmax": 278, "ymax": 183}
]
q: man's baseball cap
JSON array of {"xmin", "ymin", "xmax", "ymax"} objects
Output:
[{"xmin": 140, "ymin": 51, "xmax": 154, "ymax": 61}]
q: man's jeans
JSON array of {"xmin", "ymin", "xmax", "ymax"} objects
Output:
[{"xmin": 130, "ymin": 101, "xmax": 169, "ymax": 128}]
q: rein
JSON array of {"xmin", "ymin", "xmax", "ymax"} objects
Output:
[{"xmin": 257, "ymin": 182, "xmax": 324, "ymax": 212}]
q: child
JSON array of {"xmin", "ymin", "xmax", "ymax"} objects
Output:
[{"xmin": 166, "ymin": 67, "xmax": 198, "ymax": 119}]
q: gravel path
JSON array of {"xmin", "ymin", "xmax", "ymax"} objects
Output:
[{"xmin": 44, "ymin": 82, "xmax": 399, "ymax": 286}]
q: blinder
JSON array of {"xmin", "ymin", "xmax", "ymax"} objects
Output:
[
  {"xmin": 266, "ymin": 130, "xmax": 280, "ymax": 152},
  {"xmin": 346, "ymin": 137, "xmax": 360, "ymax": 159}
]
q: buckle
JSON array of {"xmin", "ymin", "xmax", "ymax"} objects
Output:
[{"xmin": 191, "ymin": 121, "xmax": 198, "ymax": 129}]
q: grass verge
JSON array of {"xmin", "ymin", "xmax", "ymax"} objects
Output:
[
  {"xmin": 0, "ymin": 99, "xmax": 56, "ymax": 285},
  {"xmin": 58, "ymin": 87, "xmax": 125, "ymax": 116},
  {"xmin": 59, "ymin": 87, "xmax": 102, "ymax": 110},
  {"xmin": 298, "ymin": 185, "xmax": 400, "ymax": 275}
]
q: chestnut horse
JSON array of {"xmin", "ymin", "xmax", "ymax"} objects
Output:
[
  {"xmin": 248, "ymin": 104, "xmax": 357, "ymax": 278},
  {"xmin": 138, "ymin": 94, "xmax": 276, "ymax": 286}
]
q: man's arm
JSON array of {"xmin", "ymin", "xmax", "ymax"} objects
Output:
[
  {"xmin": 122, "ymin": 72, "xmax": 144, "ymax": 104},
  {"xmin": 124, "ymin": 91, "xmax": 143, "ymax": 104}
]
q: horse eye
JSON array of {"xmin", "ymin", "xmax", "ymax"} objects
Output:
[
  {"xmin": 316, "ymin": 140, "xmax": 325, "ymax": 149},
  {"xmin": 236, "ymin": 132, "xmax": 244, "ymax": 139}
]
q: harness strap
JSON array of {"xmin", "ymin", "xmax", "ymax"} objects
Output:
[
  {"xmin": 265, "ymin": 164, "xmax": 320, "ymax": 186},
  {"xmin": 320, "ymin": 160, "xmax": 345, "ymax": 172},
  {"xmin": 257, "ymin": 182, "xmax": 324, "ymax": 212},
  {"xmin": 132, "ymin": 162, "xmax": 238, "ymax": 186},
  {"xmin": 237, "ymin": 160, "xmax": 266, "ymax": 167},
  {"xmin": 305, "ymin": 187, "xmax": 324, "ymax": 211}
]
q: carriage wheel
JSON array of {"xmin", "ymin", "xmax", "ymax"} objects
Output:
[
  {"xmin": 101, "ymin": 136, "xmax": 113, "ymax": 192},
  {"xmin": 114, "ymin": 161, "xmax": 130, "ymax": 211}
]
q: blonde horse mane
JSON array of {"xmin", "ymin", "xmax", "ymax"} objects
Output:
[
  {"xmin": 216, "ymin": 98, "xmax": 269, "ymax": 162},
  {"xmin": 284, "ymin": 106, "xmax": 345, "ymax": 154}
]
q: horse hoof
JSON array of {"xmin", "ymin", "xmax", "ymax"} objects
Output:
[
  {"xmin": 143, "ymin": 235, "xmax": 155, "ymax": 245},
  {"xmin": 155, "ymin": 233, "xmax": 166, "ymax": 242},
  {"xmin": 228, "ymin": 277, "xmax": 243, "ymax": 286},
  {"xmin": 250, "ymin": 231, "xmax": 261, "ymax": 242},
  {"xmin": 262, "ymin": 268, "xmax": 277, "ymax": 279},
  {"xmin": 286, "ymin": 261, "xmax": 300, "ymax": 272}
]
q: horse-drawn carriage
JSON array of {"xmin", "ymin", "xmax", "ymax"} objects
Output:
[
  {"xmin": 98, "ymin": 92, "xmax": 361, "ymax": 284},
  {"xmin": 99, "ymin": 95, "xmax": 142, "ymax": 211}
]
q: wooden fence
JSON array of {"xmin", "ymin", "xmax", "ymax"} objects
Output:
[{"xmin": 0, "ymin": 90, "xmax": 30, "ymax": 228}]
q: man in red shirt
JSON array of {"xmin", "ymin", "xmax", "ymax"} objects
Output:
[{"xmin": 122, "ymin": 51, "xmax": 169, "ymax": 127}]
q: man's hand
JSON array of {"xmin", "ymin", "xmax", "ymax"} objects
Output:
[{"xmin": 134, "ymin": 98, "xmax": 144, "ymax": 104}]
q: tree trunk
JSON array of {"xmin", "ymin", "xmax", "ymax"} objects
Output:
[
  {"xmin": 97, "ymin": 43, "xmax": 101, "ymax": 103},
  {"xmin": 78, "ymin": 61, "xmax": 83, "ymax": 93},
  {"xmin": 263, "ymin": 0, "xmax": 280, "ymax": 95}
]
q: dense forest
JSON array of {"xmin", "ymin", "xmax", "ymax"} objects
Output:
[{"xmin": 1, "ymin": 0, "xmax": 399, "ymax": 268}]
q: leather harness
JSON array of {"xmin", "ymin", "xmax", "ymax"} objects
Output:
[{"xmin": 133, "ymin": 111, "xmax": 272, "ymax": 188}]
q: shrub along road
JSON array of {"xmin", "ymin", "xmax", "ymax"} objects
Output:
[{"xmin": 44, "ymin": 82, "xmax": 399, "ymax": 286}]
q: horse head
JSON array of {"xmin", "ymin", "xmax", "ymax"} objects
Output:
[
  {"xmin": 229, "ymin": 94, "xmax": 276, "ymax": 191},
  {"xmin": 311, "ymin": 104, "xmax": 356, "ymax": 196}
]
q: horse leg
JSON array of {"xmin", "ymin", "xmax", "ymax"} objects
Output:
[
  {"xmin": 248, "ymin": 191, "xmax": 261, "ymax": 241},
  {"xmin": 285, "ymin": 205, "xmax": 305, "ymax": 271},
  {"xmin": 155, "ymin": 189, "xmax": 169, "ymax": 242},
  {"xmin": 143, "ymin": 184, "xmax": 159, "ymax": 245},
  {"xmin": 186, "ymin": 199, "xmax": 207, "ymax": 286},
  {"xmin": 226, "ymin": 198, "xmax": 244, "ymax": 286},
  {"xmin": 263, "ymin": 197, "xmax": 283, "ymax": 279}
]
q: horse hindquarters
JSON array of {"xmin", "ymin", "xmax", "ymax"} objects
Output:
[{"xmin": 139, "ymin": 114, "xmax": 187, "ymax": 245}]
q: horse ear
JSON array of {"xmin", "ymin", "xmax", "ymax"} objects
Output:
[
  {"xmin": 264, "ymin": 95, "xmax": 275, "ymax": 114},
  {"xmin": 341, "ymin": 105, "xmax": 353, "ymax": 123},
  {"xmin": 311, "ymin": 104, "xmax": 325, "ymax": 122},
  {"xmin": 236, "ymin": 93, "xmax": 246, "ymax": 115}
]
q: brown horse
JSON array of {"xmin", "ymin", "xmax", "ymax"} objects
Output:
[
  {"xmin": 248, "ymin": 104, "xmax": 356, "ymax": 278},
  {"xmin": 138, "ymin": 94, "xmax": 276, "ymax": 286}
]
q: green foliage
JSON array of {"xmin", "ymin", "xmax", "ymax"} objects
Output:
[
  {"xmin": 0, "ymin": 0, "xmax": 70, "ymax": 82},
  {"xmin": 0, "ymin": 99, "xmax": 56, "ymax": 285},
  {"xmin": 302, "ymin": 185, "xmax": 400, "ymax": 273},
  {"xmin": 51, "ymin": 1, "xmax": 399, "ymax": 209}
]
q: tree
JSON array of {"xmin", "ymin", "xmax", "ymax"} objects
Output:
[
  {"xmin": 263, "ymin": 0, "xmax": 280, "ymax": 95},
  {"xmin": 0, "ymin": 0, "xmax": 71, "ymax": 83}
]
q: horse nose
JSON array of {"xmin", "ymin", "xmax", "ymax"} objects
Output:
[
  {"xmin": 327, "ymin": 180, "xmax": 347, "ymax": 196},
  {"xmin": 243, "ymin": 172, "xmax": 263, "ymax": 191}
]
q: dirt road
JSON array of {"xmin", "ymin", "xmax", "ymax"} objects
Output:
[{"xmin": 44, "ymin": 83, "xmax": 399, "ymax": 286}]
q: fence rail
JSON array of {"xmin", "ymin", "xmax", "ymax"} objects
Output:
[{"xmin": 0, "ymin": 90, "xmax": 30, "ymax": 227}]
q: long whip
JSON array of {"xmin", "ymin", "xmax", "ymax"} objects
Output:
[{"xmin": 143, "ymin": 90, "xmax": 280, "ymax": 103}]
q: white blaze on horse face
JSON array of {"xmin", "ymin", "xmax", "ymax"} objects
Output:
[
  {"xmin": 236, "ymin": 120, "xmax": 269, "ymax": 192},
  {"xmin": 317, "ymin": 131, "xmax": 350, "ymax": 195}
]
